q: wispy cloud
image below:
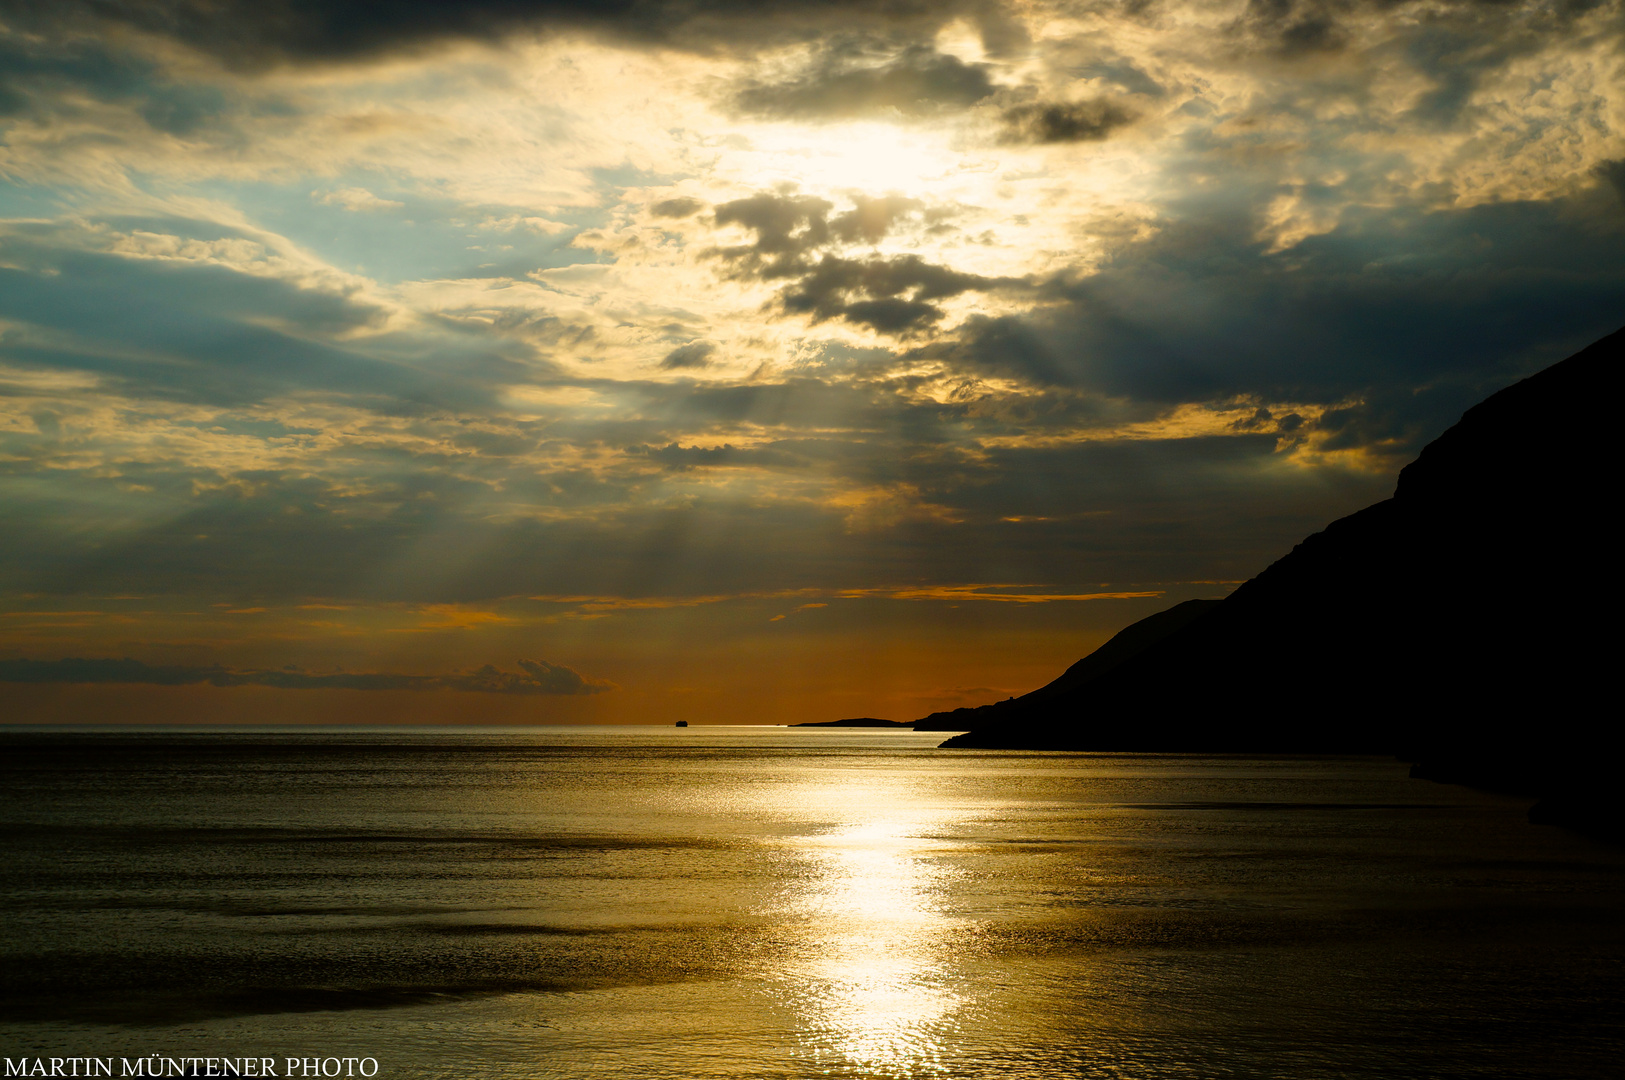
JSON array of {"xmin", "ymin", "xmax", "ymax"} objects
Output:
[
  {"xmin": 314, "ymin": 187, "xmax": 404, "ymax": 213},
  {"xmin": 525, "ymin": 585, "xmax": 1164, "ymax": 615}
]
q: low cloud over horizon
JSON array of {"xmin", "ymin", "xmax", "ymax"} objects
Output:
[
  {"xmin": 0, "ymin": 657, "xmax": 615, "ymax": 695},
  {"xmin": 2, "ymin": 0, "xmax": 1621, "ymax": 723}
]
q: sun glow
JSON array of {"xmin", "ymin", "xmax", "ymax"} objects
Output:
[{"xmin": 724, "ymin": 122, "xmax": 985, "ymax": 199}]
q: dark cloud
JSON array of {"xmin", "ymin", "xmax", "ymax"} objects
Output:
[
  {"xmin": 1229, "ymin": 405, "xmax": 1304, "ymax": 434},
  {"xmin": 660, "ymin": 341, "xmax": 716, "ymax": 369},
  {"xmin": 456, "ymin": 659, "xmax": 614, "ymax": 695},
  {"xmin": 0, "ymin": 225, "xmax": 536, "ymax": 411},
  {"xmin": 734, "ymin": 44, "xmax": 995, "ymax": 120},
  {"xmin": 650, "ymin": 196, "xmax": 706, "ymax": 218},
  {"xmin": 0, "ymin": 656, "xmax": 614, "ymax": 694},
  {"xmin": 0, "ymin": 31, "xmax": 245, "ymax": 135},
  {"xmin": 1072, "ymin": 58, "xmax": 1164, "ymax": 98},
  {"xmin": 0, "ymin": 421, "xmax": 1389, "ymax": 603},
  {"xmin": 831, "ymin": 195, "xmax": 924, "ymax": 244},
  {"xmin": 1240, "ymin": 0, "xmax": 1348, "ymax": 56},
  {"xmin": 1224, "ymin": 0, "xmax": 1612, "ymax": 131},
  {"xmin": 638, "ymin": 442, "xmax": 807, "ymax": 470},
  {"xmin": 913, "ymin": 314, "xmax": 1067, "ymax": 385},
  {"xmin": 998, "ymin": 98, "xmax": 1134, "ymax": 144},
  {"xmin": 11, "ymin": 0, "xmax": 1013, "ymax": 69},
  {"xmin": 915, "ymin": 191, "xmax": 1625, "ymax": 458},
  {"xmin": 610, "ymin": 374, "xmax": 902, "ymax": 434},
  {"xmin": 0, "ymin": 35, "xmax": 139, "ymax": 114},
  {"xmin": 1390, "ymin": 0, "xmax": 1624, "ymax": 130},
  {"xmin": 1592, "ymin": 159, "xmax": 1625, "ymax": 203},
  {"xmin": 709, "ymin": 191, "xmax": 1008, "ymax": 334},
  {"xmin": 712, "ymin": 192, "xmax": 834, "ymax": 272},
  {"xmin": 779, "ymin": 253, "xmax": 995, "ymax": 333}
]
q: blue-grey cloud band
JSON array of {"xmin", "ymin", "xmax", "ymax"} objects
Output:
[{"xmin": 0, "ymin": 657, "xmax": 615, "ymax": 695}]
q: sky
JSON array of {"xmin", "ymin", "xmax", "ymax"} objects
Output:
[{"xmin": 1, "ymin": 0, "xmax": 1622, "ymax": 725}]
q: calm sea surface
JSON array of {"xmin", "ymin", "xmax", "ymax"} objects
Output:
[{"xmin": 2, "ymin": 727, "xmax": 1623, "ymax": 1079}]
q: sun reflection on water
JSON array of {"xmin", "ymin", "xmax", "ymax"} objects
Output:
[{"xmin": 777, "ymin": 805, "xmax": 968, "ymax": 1077}]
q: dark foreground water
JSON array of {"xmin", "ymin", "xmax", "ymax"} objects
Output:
[{"xmin": 2, "ymin": 727, "xmax": 1623, "ymax": 1079}]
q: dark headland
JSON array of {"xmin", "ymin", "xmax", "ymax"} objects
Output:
[{"xmin": 923, "ymin": 326, "xmax": 1623, "ymax": 839}]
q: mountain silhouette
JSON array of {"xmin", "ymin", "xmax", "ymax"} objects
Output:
[
  {"xmin": 913, "ymin": 598, "xmax": 1220, "ymax": 732},
  {"xmin": 935, "ymin": 326, "xmax": 1621, "ymax": 836}
]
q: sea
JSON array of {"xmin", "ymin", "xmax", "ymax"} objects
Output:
[{"xmin": 2, "ymin": 726, "xmax": 1623, "ymax": 1080}]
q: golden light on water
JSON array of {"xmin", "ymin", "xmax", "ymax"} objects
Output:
[{"xmin": 777, "ymin": 794, "xmax": 967, "ymax": 1077}]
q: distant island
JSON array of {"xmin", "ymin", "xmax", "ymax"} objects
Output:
[
  {"xmin": 895, "ymin": 326, "xmax": 1621, "ymax": 838},
  {"xmin": 791, "ymin": 718, "xmax": 912, "ymax": 728}
]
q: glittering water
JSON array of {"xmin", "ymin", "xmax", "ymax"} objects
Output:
[{"xmin": 3, "ymin": 727, "xmax": 1623, "ymax": 1079}]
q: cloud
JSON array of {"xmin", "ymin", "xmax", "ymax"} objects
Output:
[
  {"xmin": 10, "ymin": 0, "xmax": 1007, "ymax": 68},
  {"xmin": 831, "ymin": 195, "xmax": 925, "ymax": 244},
  {"xmin": 998, "ymin": 99, "xmax": 1134, "ymax": 144},
  {"xmin": 0, "ymin": 656, "xmax": 614, "ymax": 694},
  {"xmin": 650, "ymin": 197, "xmax": 707, "ymax": 218},
  {"xmin": 708, "ymin": 191, "xmax": 1010, "ymax": 334},
  {"xmin": 0, "ymin": 220, "xmax": 538, "ymax": 411},
  {"xmin": 315, "ymin": 187, "xmax": 405, "ymax": 212},
  {"xmin": 913, "ymin": 188, "xmax": 1625, "ymax": 463},
  {"xmin": 1594, "ymin": 159, "xmax": 1625, "ymax": 203},
  {"xmin": 709, "ymin": 192, "xmax": 944, "ymax": 267},
  {"xmin": 636, "ymin": 441, "xmax": 807, "ymax": 470},
  {"xmin": 777, "ymin": 254, "xmax": 996, "ymax": 333},
  {"xmin": 1237, "ymin": 0, "xmax": 1349, "ymax": 56},
  {"xmin": 831, "ymin": 585, "xmax": 1163, "ymax": 603},
  {"xmin": 660, "ymin": 341, "xmax": 717, "ymax": 369},
  {"xmin": 453, "ymin": 658, "xmax": 614, "ymax": 695},
  {"xmin": 734, "ymin": 44, "xmax": 995, "ymax": 120},
  {"xmin": 712, "ymin": 192, "xmax": 836, "ymax": 271},
  {"xmin": 0, "ymin": 32, "xmax": 233, "ymax": 135},
  {"xmin": 2, "ymin": 0, "xmax": 1623, "ymax": 727}
]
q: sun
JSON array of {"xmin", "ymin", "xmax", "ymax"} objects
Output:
[{"xmin": 723, "ymin": 120, "xmax": 985, "ymax": 200}]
